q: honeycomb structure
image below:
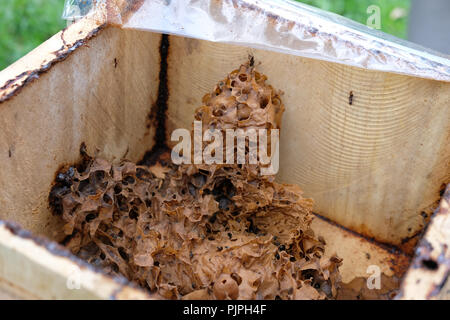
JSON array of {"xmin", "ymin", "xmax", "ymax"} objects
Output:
[{"xmin": 50, "ymin": 62, "xmax": 342, "ymax": 300}]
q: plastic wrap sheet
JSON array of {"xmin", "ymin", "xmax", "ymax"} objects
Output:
[{"xmin": 63, "ymin": 0, "xmax": 450, "ymax": 82}]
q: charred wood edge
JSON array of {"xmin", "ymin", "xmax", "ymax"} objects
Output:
[
  {"xmin": 0, "ymin": 220, "xmax": 148, "ymax": 299},
  {"xmin": 0, "ymin": 24, "xmax": 105, "ymax": 104},
  {"xmin": 417, "ymin": 183, "xmax": 449, "ymax": 299},
  {"xmin": 396, "ymin": 184, "xmax": 450, "ymax": 299},
  {"xmin": 138, "ymin": 34, "xmax": 170, "ymax": 166},
  {"xmin": 0, "ymin": 0, "xmax": 150, "ymax": 105}
]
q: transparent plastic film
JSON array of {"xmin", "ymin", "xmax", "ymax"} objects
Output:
[
  {"xmin": 62, "ymin": 0, "xmax": 450, "ymax": 81},
  {"xmin": 62, "ymin": 0, "xmax": 125, "ymax": 25},
  {"xmin": 62, "ymin": 0, "xmax": 95, "ymax": 20}
]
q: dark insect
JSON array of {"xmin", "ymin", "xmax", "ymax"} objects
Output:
[
  {"xmin": 249, "ymin": 54, "xmax": 255, "ymax": 66},
  {"xmin": 349, "ymin": 91, "xmax": 354, "ymax": 105},
  {"xmin": 114, "ymin": 58, "xmax": 118, "ymax": 69}
]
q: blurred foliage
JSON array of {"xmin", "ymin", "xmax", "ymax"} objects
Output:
[
  {"xmin": 296, "ymin": 0, "xmax": 411, "ymax": 39},
  {"xmin": 0, "ymin": 0, "xmax": 410, "ymax": 71},
  {"xmin": 0, "ymin": 0, "xmax": 66, "ymax": 70}
]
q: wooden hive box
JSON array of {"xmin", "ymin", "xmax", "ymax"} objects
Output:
[{"xmin": 0, "ymin": 0, "xmax": 448, "ymax": 300}]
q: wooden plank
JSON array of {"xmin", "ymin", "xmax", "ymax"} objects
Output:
[
  {"xmin": 0, "ymin": 221, "xmax": 150, "ymax": 300},
  {"xmin": 312, "ymin": 215, "xmax": 410, "ymax": 299},
  {"xmin": 166, "ymin": 35, "xmax": 450, "ymax": 250},
  {"xmin": 0, "ymin": 18, "xmax": 102, "ymax": 102},
  {"xmin": 0, "ymin": 24, "xmax": 444, "ymax": 299},
  {"xmin": 398, "ymin": 184, "xmax": 450, "ymax": 300},
  {"xmin": 0, "ymin": 26, "xmax": 160, "ymax": 241},
  {"xmin": 0, "ymin": 278, "xmax": 39, "ymax": 300},
  {"xmin": 311, "ymin": 217, "xmax": 409, "ymax": 286},
  {"xmin": 0, "ymin": 215, "xmax": 406, "ymax": 300}
]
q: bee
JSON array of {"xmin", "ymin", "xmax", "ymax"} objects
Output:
[
  {"xmin": 249, "ymin": 54, "xmax": 255, "ymax": 67},
  {"xmin": 349, "ymin": 91, "xmax": 354, "ymax": 105}
]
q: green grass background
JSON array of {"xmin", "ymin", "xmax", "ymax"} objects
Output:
[
  {"xmin": 298, "ymin": 0, "xmax": 411, "ymax": 38},
  {"xmin": 0, "ymin": 0, "xmax": 410, "ymax": 71},
  {"xmin": 0, "ymin": 0, "xmax": 66, "ymax": 71}
]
